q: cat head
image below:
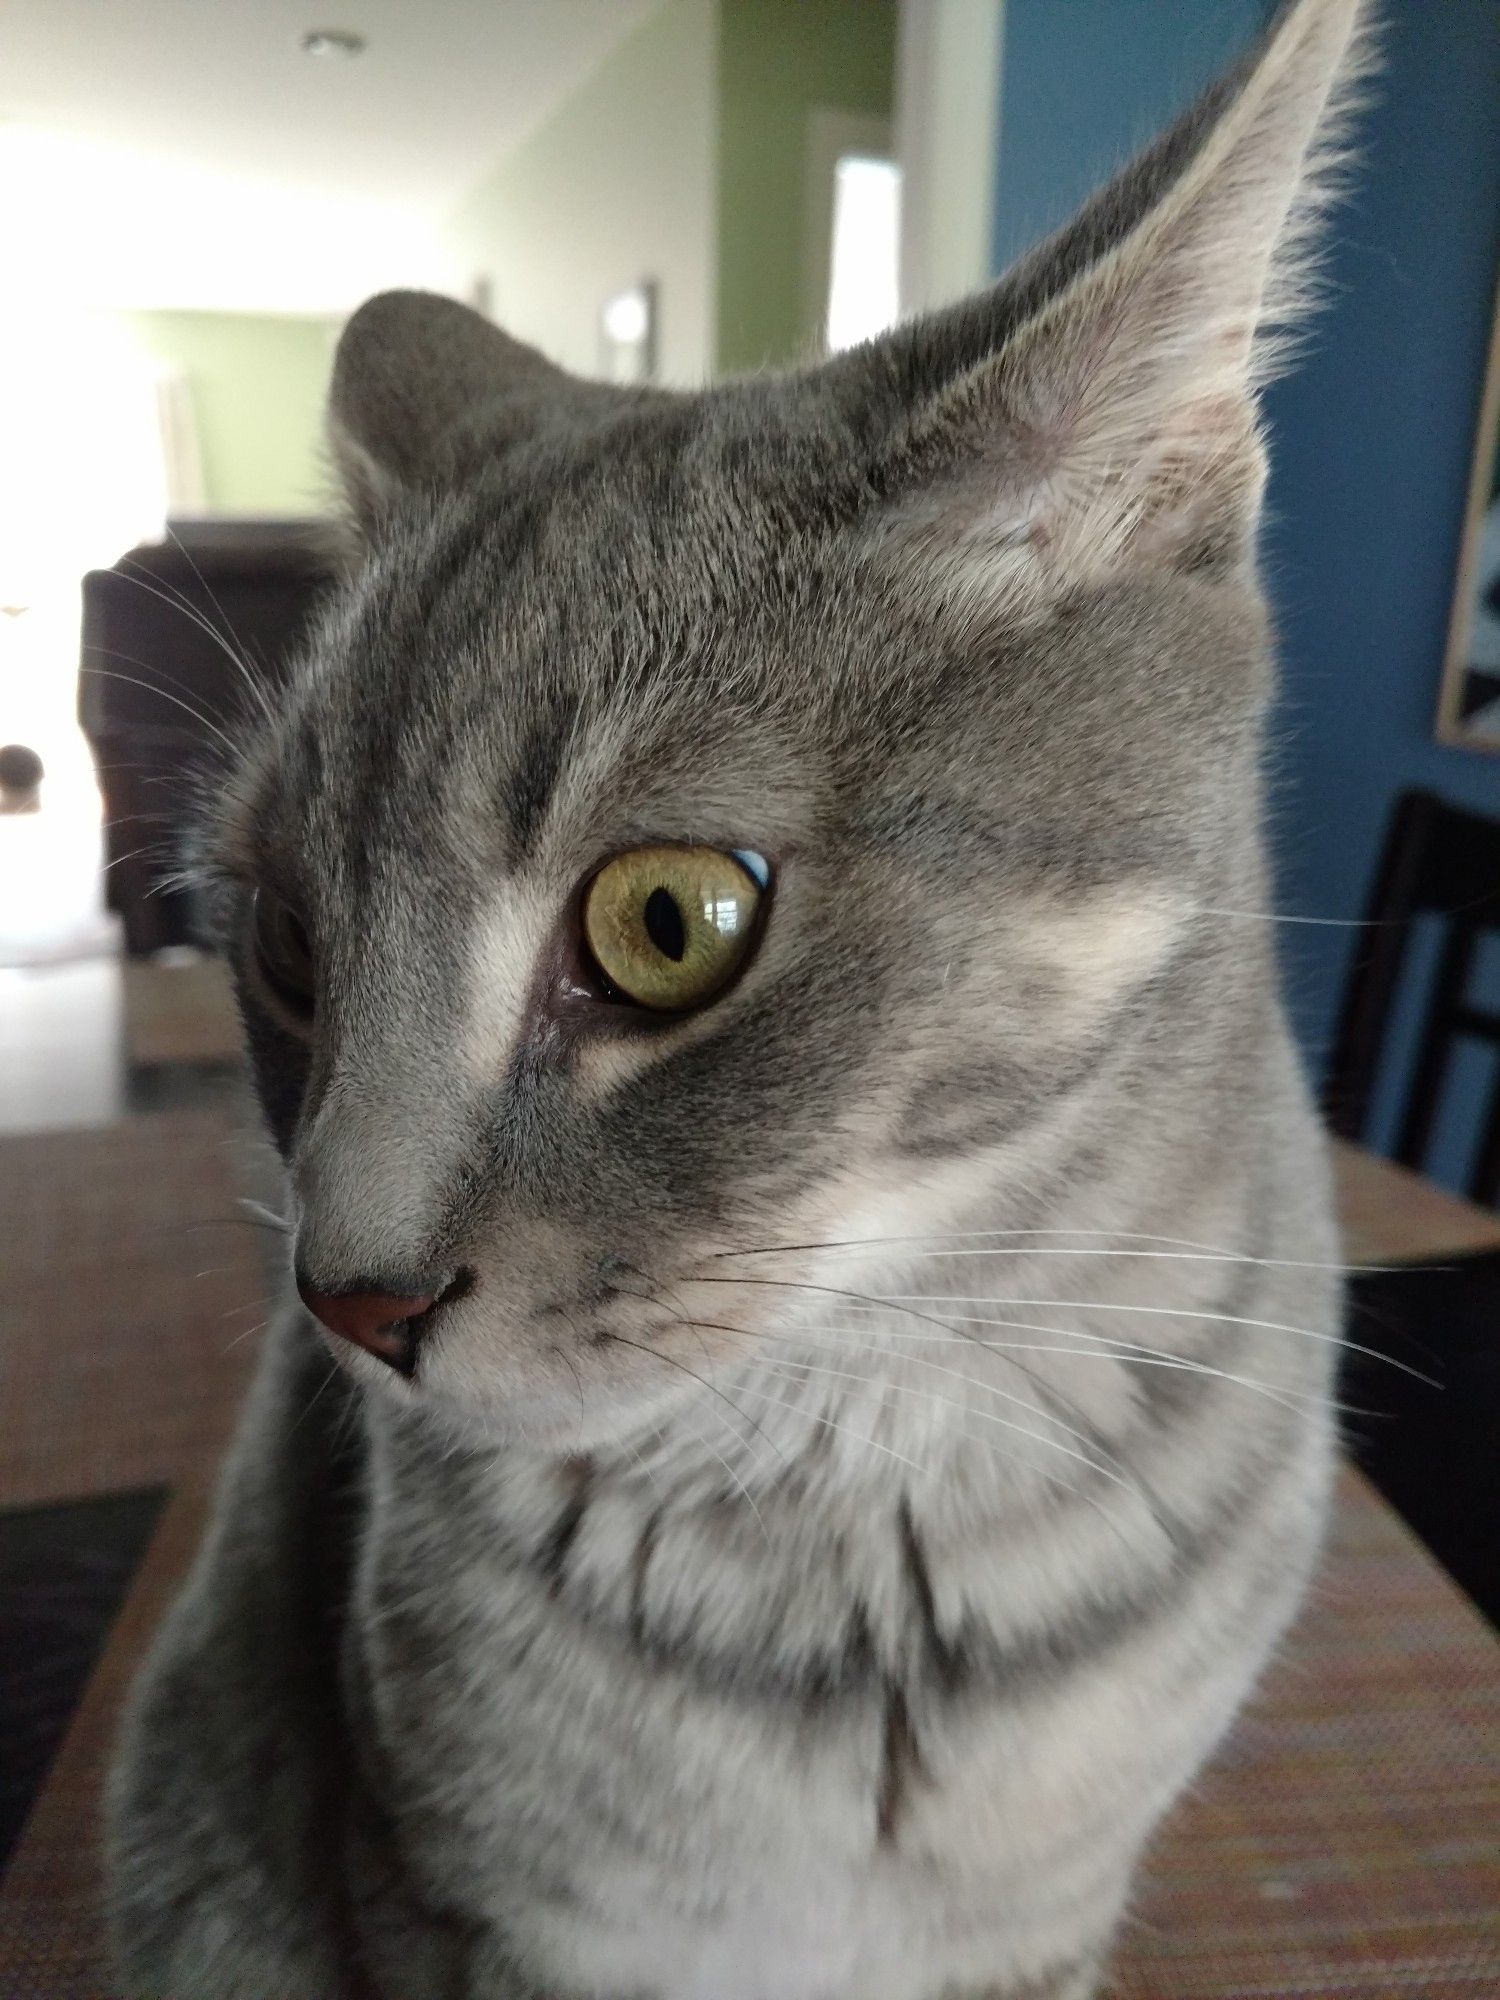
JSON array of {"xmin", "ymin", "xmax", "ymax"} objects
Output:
[{"xmin": 212, "ymin": 0, "xmax": 1369, "ymax": 1451}]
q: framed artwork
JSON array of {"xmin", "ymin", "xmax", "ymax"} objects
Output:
[{"xmin": 1437, "ymin": 272, "xmax": 1500, "ymax": 751}]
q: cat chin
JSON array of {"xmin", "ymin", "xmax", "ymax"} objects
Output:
[{"xmin": 336, "ymin": 1331, "xmax": 695, "ymax": 1461}]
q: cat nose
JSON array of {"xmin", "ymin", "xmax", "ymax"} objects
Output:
[{"xmin": 296, "ymin": 1276, "xmax": 438, "ymax": 1377}]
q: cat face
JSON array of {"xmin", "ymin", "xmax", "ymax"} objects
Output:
[{"xmin": 210, "ymin": 0, "xmax": 1364, "ymax": 1449}]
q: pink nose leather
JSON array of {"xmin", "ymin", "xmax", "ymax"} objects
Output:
[{"xmin": 297, "ymin": 1282, "xmax": 435, "ymax": 1370}]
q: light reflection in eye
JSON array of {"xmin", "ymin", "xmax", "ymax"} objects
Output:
[{"xmin": 581, "ymin": 844, "xmax": 768, "ymax": 1010}]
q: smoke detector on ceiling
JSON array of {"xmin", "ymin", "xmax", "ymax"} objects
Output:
[{"xmin": 301, "ymin": 29, "xmax": 366, "ymax": 59}]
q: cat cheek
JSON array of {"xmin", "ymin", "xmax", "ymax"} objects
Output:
[{"xmin": 1014, "ymin": 891, "xmax": 1188, "ymax": 1035}]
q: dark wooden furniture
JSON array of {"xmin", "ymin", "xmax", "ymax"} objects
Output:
[
  {"xmin": 78, "ymin": 520, "xmax": 335, "ymax": 955},
  {"xmin": 1333, "ymin": 1137, "xmax": 1500, "ymax": 1261},
  {"xmin": 1336, "ymin": 1141, "xmax": 1500, "ymax": 1633},
  {"xmin": 1324, "ymin": 787, "xmax": 1500, "ymax": 1204}
]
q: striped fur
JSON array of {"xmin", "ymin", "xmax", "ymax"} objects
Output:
[{"xmin": 108, "ymin": 4, "xmax": 1370, "ymax": 1995}]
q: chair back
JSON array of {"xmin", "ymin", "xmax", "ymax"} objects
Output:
[{"xmin": 1324, "ymin": 788, "xmax": 1500, "ymax": 1204}]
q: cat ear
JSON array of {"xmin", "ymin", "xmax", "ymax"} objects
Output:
[
  {"xmin": 853, "ymin": 0, "xmax": 1373, "ymax": 609},
  {"xmin": 327, "ymin": 290, "xmax": 591, "ymax": 535}
]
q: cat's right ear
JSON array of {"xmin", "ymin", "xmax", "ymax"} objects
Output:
[{"xmin": 327, "ymin": 290, "xmax": 582, "ymax": 538}]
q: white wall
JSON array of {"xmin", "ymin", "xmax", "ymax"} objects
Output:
[
  {"xmin": 895, "ymin": 0, "xmax": 1004, "ymax": 317},
  {"xmin": 442, "ymin": 0, "xmax": 719, "ymax": 387}
]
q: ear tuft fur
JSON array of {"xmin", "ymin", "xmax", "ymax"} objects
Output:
[{"xmin": 858, "ymin": 0, "xmax": 1378, "ymax": 611}]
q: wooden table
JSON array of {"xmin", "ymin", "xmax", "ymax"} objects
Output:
[
  {"xmin": 1, "ymin": 1128, "xmax": 1496, "ymax": 1998},
  {"xmin": 1333, "ymin": 1137, "xmax": 1500, "ymax": 1263}
]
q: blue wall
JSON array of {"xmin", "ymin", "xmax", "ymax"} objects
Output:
[
  {"xmin": 992, "ymin": 0, "xmax": 1267, "ymax": 274},
  {"xmin": 991, "ymin": 0, "xmax": 1500, "ymax": 1182}
]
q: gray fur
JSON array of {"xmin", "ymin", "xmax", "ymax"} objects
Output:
[{"xmin": 108, "ymin": 4, "xmax": 1370, "ymax": 1994}]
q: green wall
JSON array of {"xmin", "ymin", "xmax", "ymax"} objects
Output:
[
  {"xmin": 715, "ymin": 0, "xmax": 897, "ymax": 376},
  {"xmin": 441, "ymin": 0, "xmax": 896, "ymax": 385},
  {"xmin": 127, "ymin": 310, "xmax": 337, "ymax": 514}
]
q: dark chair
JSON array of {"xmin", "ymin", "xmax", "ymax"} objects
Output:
[
  {"xmin": 78, "ymin": 519, "xmax": 336, "ymax": 955},
  {"xmin": 1324, "ymin": 787, "xmax": 1500, "ymax": 1205},
  {"xmin": 1329, "ymin": 789, "xmax": 1500, "ymax": 1627}
]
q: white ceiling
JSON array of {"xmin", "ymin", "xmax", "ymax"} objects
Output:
[{"xmin": 1, "ymin": 0, "xmax": 657, "ymax": 313}]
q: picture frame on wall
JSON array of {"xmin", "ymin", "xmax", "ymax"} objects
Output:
[{"xmin": 1436, "ymin": 271, "xmax": 1500, "ymax": 752}]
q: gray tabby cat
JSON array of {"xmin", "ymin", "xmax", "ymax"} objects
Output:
[{"xmin": 107, "ymin": 2, "xmax": 1371, "ymax": 1994}]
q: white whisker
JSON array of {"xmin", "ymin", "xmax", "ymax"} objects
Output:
[
  {"xmin": 115, "ymin": 558, "xmax": 274, "ymax": 727},
  {"xmin": 736, "ymin": 1369, "xmax": 1154, "ymax": 1559},
  {"xmin": 722, "ymin": 1374, "xmax": 947, "ymax": 1481},
  {"xmin": 865, "ymin": 1294, "xmax": 1437, "ymax": 1385},
  {"xmin": 161, "ymin": 529, "xmax": 278, "ymax": 728},
  {"xmin": 712, "ymin": 1227, "xmax": 1383, "ymax": 1272},
  {"xmin": 728, "ymin": 1350, "xmax": 1130, "ymax": 1491},
  {"xmin": 675, "ymin": 1396, "xmax": 773, "ymax": 1545},
  {"xmin": 748, "ymin": 1320, "xmax": 1331, "ymax": 1418},
  {"xmin": 222, "ymin": 1316, "xmax": 271, "ymax": 1355},
  {"xmin": 685, "ymin": 1309, "xmax": 1126, "ymax": 1473},
  {"xmin": 78, "ymin": 660, "xmax": 240, "ymax": 758}
]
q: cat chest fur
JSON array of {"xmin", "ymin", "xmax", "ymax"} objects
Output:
[{"xmin": 343, "ymin": 1400, "xmax": 1328, "ymax": 2000}]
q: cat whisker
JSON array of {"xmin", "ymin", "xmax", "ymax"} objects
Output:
[
  {"xmin": 719, "ymin": 1346, "xmax": 1131, "ymax": 1490},
  {"xmin": 100, "ymin": 840, "xmax": 177, "ymax": 881},
  {"xmin": 159, "ymin": 530, "xmax": 279, "ymax": 730},
  {"xmin": 113, "ymin": 558, "xmax": 275, "ymax": 730},
  {"xmin": 866, "ymin": 1294, "xmax": 1440, "ymax": 1388},
  {"xmin": 689, "ymin": 1273, "xmax": 1153, "ymax": 1489},
  {"xmin": 684, "ymin": 1280, "xmax": 1136, "ymax": 1488},
  {"xmin": 609, "ymin": 1418, "xmax": 667, "ymax": 1502},
  {"xmin": 1183, "ymin": 899, "xmax": 1500, "ymax": 930},
  {"xmin": 288, "ymin": 1357, "xmax": 341, "ymax": 1436},
  {"xmin": 80, "ymin": 641, "xmax": 239, "ymax": 731},
  {"xmin": 711, "ymin": 1372, "xmax": 932, "ymax": 1481},
  {"xmin": 219, "ymin": 1294, "xmax": 273, "ymax": 1323},
  {"xmin": 673, "ymin": 1396, "xmax": 774, "ymax": 1545},
  {"xmin": 223, "ymin": 1316, "xmax": 272, "ymax": 1355},
  {"xmin": 238, "ymin": 1199, "xmax": 293, "ymax": 1235},
  {"xmin": 711, "ymin": 1228, "xmax": 1386, "ymax": 1274},
  {"xmin": 727, "ymin": 1368, "xmax": 1154, "ymax": 1559},
  {"xmin": 597, "ymin": 1328, "xmax": 788, "ymax": 1471},
  {"xmin": 744, "ymin": 1319, "xmax": 1357, "ymax": 1419},
  {"xmin": 78, "ymin": 659, "xmax": 241, "ymax": 758},
  {"xmin": 730, "ymin": 1242, "xmax": 1388, "ymax": 1274},
  {"xmin": 702, "ymin": 1274, "xmax": 1433, "ymax": 1387},
  {"xmin": 677, "ymin": 1312, "xmax": 1132, "ymax": 1491}
]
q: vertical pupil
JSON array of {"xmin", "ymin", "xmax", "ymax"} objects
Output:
[{"xmin": 643, "ymin": 887, "xmax": 686, "ymax": 961}]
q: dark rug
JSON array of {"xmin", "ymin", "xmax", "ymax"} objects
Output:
[{"xmin": 0, "ymin": 1487, "xmax": 166, "ymax": 1869}]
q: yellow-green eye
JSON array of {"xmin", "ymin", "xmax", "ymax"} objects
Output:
[{"xmin": 581, "ymin": 845, "xmax": 767, "ymax": 1011}]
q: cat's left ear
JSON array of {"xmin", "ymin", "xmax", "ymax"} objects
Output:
[
  {"xmin": 327, "ymin": 290, "xmax": 598, "ymax": 537},
  {"xmin": 854, "ymin": 0, "xmax": 1373, "ymax": 607}
]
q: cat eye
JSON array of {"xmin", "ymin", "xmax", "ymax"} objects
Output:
[
  {"xmin": 580, "ymin": 845, "xmax": 768, "ymax": 1012},
  {"xmin": 250, "ymin": 888, "xmax": 316, "ymax": 1023}
]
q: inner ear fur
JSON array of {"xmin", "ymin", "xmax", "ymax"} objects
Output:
[{"xmin": 850, "ymin": 0, "xmax": 1375, "ymax": 608}]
